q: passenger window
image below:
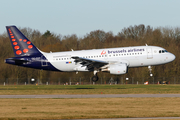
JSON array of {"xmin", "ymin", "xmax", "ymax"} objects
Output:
[{"xmin": 159, "ymin": 50, "xmax": 161, "ymax": 53}]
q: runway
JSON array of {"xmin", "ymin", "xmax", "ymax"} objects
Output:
[{"xmin": 1, "ymin": 94, "xmax": 180, "ymax": 98}]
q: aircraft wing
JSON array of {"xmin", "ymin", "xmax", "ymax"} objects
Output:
[{"xmin": 71, "ymin": 56, "xmax": 108, "ymax": 71}]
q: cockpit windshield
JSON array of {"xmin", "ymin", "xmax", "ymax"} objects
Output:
[{"xmin": 159, "ymin": 50, "xmax": 168, "ymax": 53}]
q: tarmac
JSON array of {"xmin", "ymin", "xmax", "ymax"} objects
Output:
[{"xmin": 1, "ymin": 94, "xmax": 180, "ymax": 98}]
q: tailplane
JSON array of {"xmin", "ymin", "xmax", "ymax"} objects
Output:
[{"xmin": 6, "ymin": 26, "xmax": 41, "ymax": 56}]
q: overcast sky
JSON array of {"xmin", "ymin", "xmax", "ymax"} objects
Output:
[{"xmin": 1, "ymin": 0, "xmax": 180, "ymax": 37}]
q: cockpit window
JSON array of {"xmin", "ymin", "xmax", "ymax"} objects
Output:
[{"xmin": 159, "ymin": 50, "xmax": 168, "ymax": 53}]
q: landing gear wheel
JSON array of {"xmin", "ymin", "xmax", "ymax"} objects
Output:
[{"xmin": 92, "ymin": 76, "xmax": 99, "ymax": 82}]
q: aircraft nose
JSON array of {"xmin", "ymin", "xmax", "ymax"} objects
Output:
[{"xmin": 170, "ymin": 53, "xmax": 176, "ymax": 62}]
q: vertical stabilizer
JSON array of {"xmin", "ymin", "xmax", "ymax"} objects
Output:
[{"xmin": 6, "ymin": 26, "xmax": 42, "ymax": 56}]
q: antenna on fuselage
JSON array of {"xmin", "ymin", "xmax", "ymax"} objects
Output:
[
  {"xmin": 145, "ymin": 44, "xmax": 148, "ymax": 46},
  {"xmin": 71, "ymin": 49, "xmax": 74, "ymax": 51}
]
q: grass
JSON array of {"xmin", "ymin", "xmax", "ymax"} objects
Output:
[
  {"xmin": 0, "ymin": 85, "xmax": 180, "ymax": 119},
  {"xmin": 0, "ymin": 98, "xmax": 180, "ymax": 119},
  {"xmin": 0, "ymin": 84, "xmax": 180, "ymax": 95}
]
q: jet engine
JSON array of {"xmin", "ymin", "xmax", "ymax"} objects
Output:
[{"xmin": 108, "ymin": 64, "xmax": 128, "ymax": 75}]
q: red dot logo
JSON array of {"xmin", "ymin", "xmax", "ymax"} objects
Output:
[
  {"xmin": 27, "ymin": 41, "xmax": 31, "ymax": 44},
  {"xmin": 11, "ymin": 36, "xmax": 14, "ymax": 38},
  {"xmin": 14, "ymin": 46, "xmax": 20, "ymax": 50},
  {"xmin": 16, "ymin": 50, "xmax": 22, "ymax": 55},
  {"xmin": 12, "ymin": 39, "xmax": 16, "ymax": 41},
  {"xmin": 23, "ymin": 49, "xmax": 28, "ymax": 53},
  {"xmin": 28, "ymin": 45, "xmax": 33, "ymax": 49},
  {"xmin": 10, "ymin": 34, "xmax": 13, "ymax": 36},
  {"xmin": 19, "ymin": 39, "xmax": 22, "ymax": 41},
  {"xmin": 13, "ymin": 42, "xmax": 18, "ymax": 45},
  {"xmin": 23, "ymin": 39, "xmax": 27, "ymax": 42},
  {"xmin": 10, "ymin": 32, "xmax": 12, "ymax": 33}
]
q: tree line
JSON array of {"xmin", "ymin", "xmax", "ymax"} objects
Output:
[{"xmin": 0, "ymin": 24, "xmax": 179, "ymax": 83}]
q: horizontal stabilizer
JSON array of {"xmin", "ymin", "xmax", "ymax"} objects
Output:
[{"xmin": 5, "ymin": 57, "xmax": 29, "ymax": 65}]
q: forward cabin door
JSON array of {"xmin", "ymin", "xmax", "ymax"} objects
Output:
[{"xmin": 147, "ymin": 48, "xmax": 153, "ymax": 59}]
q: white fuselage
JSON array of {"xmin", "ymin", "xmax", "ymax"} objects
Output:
[{"xmin": 42, "ymin": 46, "xmax": 175, "ymax": 72}]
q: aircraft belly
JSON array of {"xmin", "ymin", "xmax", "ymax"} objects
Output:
[{"xmin": 129, "ymin": 59, "xmax": 140, "ymax": 67}]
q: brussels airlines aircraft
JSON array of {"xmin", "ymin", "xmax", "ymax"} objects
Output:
[{"xmin": 5, "ymin": 26, "xmax": 176, "ymax": 82}]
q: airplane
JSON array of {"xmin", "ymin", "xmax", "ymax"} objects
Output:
[{"xmin": 5, "ymin": 26, "xmax": 176, "ymax": 82}]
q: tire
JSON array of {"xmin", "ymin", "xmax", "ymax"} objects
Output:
[{"xmin": 92, "ymin": 76, "xmax": 99, "ymax": 82}]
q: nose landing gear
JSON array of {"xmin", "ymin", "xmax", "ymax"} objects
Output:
[{"xmin": 148, "ymin": 66, "xmax": 153, "ymax": 77}]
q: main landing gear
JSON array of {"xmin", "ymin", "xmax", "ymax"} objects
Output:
[{"xmin": 92, "ymin": 70, "xmax": 99, "ymax": 82}]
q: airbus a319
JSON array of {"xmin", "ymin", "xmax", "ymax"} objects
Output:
[{"xmin": 5, "ymin": 26, "xmax": 176, "ymax": 82}]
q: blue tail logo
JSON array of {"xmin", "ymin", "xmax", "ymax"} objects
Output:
[{"xmin": 6, "ymin": 26, "xmax": 41, "ymax": 56}]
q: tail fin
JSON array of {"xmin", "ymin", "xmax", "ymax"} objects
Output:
[{"xmin": 6, "ymin": 26, "xmax": 42, "ymax": 56}]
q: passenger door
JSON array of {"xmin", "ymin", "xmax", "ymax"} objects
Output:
[{"xmin": 147, "ymin": 48, "xmax": 153, "ymax": 59}]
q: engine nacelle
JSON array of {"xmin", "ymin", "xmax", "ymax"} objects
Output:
[{"xmin": 108, "ymin": 64, "xmax": 128, "ymax": 75}]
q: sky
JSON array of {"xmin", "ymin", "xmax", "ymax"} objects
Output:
[{"xmin": 1, "ymin": 0, "xmax": 180, "ymax": 37}]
